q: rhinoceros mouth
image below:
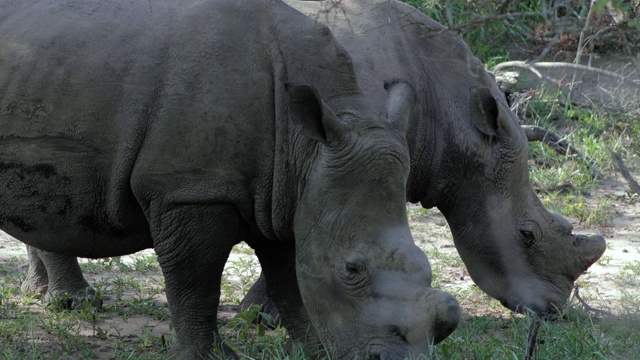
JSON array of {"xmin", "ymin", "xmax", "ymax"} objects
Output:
[
  {"xmin": 365, "ymin": 347, "xmax": 409, "ymax": 360},
  {"xmin": 500, "ymin": 283, "xmax": 569, "ymax": 316},
  {"xmin": 363, "ymin": 339, "xmax": 417, "ymax": 360}
]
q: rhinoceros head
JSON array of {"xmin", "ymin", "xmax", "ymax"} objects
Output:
[
  {"xmin": 411, "ymin": 71, "xmax": 605, "ymax": 315},
  {"xmin": 288, "ymin": 81, "xmax": 459, "ymax": 358}
]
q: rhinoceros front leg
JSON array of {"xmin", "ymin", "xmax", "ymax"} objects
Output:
[
  {"xmin": 150, "ymin": 203, "xmax": 239, "ymax": 359},
  {"xmin": 21, "ymin": 245, "xmax": 102, "ymax": 309}
]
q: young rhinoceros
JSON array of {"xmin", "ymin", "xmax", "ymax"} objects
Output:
[
  {"xmin": 0, "ymin": 0, "xmax": 459, "ymax": 358},
  {"xmin": 282, "ymin": 0, "xmax": 606, "ymax": 316}
]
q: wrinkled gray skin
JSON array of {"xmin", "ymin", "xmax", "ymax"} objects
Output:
[
  {"xmin": 242, "ymin": 0, "xmax": 609, "ymax": 318},
  {"xmin": 0, "ymin": 0, "xmax": 460, "ymax": 358}
]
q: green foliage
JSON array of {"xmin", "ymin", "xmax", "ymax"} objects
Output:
[
  {"xmin": 623, "ymin": 261, "xmax": 640, "ymax": 277},
  {"xmin": 221, "ymin": 250, "xmax": 261, "ymax": 303},
  {"xmin": 540, "ymin": 191, "xmax": 612, "ymax": 226},
  {"xmin": 403, "ymin": 0, "xmax": 544, "ymax": 63}
]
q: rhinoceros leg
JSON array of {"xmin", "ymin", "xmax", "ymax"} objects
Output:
[
  {"xmin": 151, "ymin": 203, "xmax": 239, "ymax": 359},
  {"xmin": 239, "ymin": 272, "xmax": 281, "ymax": 328},
  {"xmin": 21, "ymin": 245, "xmax": 102, "ymax": 309},
  {"xmin": 21, "ymin": 245, "xmax": 49, "ymax": 296},
  {"xmin": 252, "ymin": 241, "xmax": 321, "ymax": 351}
]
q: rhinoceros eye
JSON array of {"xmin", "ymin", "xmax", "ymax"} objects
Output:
[
  {"xmin": 345, "ymin": 256, "xmax": 368, "ymax": 275},
  {"xmin": 340, "ymin": 254, "xmax": 371, "ymax": 296},
  {"xmin": 520, "ymin": 230, "xmax": 536, "ymax": 248}
]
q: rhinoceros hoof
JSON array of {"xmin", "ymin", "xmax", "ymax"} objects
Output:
[{"xmin": 44, "ymin": 288, "xmax": 103, "ymax": 310}]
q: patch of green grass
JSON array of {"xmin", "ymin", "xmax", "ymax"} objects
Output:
[
  {"xmin": 596, "ymin": 254, "xmax": 613, "ymax": 266},
  {"xmin": 221, "ymin": 255, "xmax": 261, "ymax": 304},
  {"xmin": 217, "ymin": 305, "xmax": 325, "ymax": 359},
  {"xmin": 623, "ymin": 262, "xmax": 640, "ymax": 277},
  {"xmin": 434, "ymin": 309, "xmax": 640, "ymax": 359},
  {"xmin": 232, "ymin": 243, "xmax": 257, "ymax": 256},
  {"xmin": 407, "ymin": 205, "xmax": 431, "ymax": 221},
  {"xmin": 540, "ymin": 191, "xmax": 612, "ymax": 226}
]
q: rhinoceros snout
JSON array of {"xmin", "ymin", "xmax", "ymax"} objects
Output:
[
  {"xmin": 432, "ymin": 292, "xmax": 461, "ymax": 343},
  {"xmin": 572, "ymin": 233, "xmax": 604, "ymax": 248},
  {"xmin": 400, "ymin": 289, "xmax": 460, "ymax": 348},
  {"xmin": 571, "ymin": 234, "xmax": 606, "ymax": 276},
  {"xmin": 570, "ymin": 234, "xmax": 606, "ymax": 274}
]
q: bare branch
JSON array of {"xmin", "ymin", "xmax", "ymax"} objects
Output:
[
  {"xmin": 609, "ymin": 148, "xmax": 640, "ymax": 195},
  {"xmin": 572, "ymin": 284, "xmax": 614, "ymax": 317},
  {"xmin": 533, "ymin": 62, "xmax": 640, "ymax": 90},
  {"xmin": 575, "ymin": 0, "xmax": 597, "ymax": 65},
  {"xmin": 521, "ymin": 125, "xmax": 602, "ymax": 179},
  {"xmin": 493, "ymin": 61, "xmax": 640, "ymax": 90}
]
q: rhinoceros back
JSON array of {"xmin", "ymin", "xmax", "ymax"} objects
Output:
[{"xmin": 0, "ymin": 0, "xmax": 173, "ymax": 255}]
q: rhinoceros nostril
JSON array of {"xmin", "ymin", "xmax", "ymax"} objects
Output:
[
  {"xmin": 389, "ymin": 325, "xmax": 408, "ymax": 343},
  {"xmin": 572, "ymin": 235, "xmax": 586, "ymax": 247}
]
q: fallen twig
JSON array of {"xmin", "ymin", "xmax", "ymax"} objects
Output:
[
  {"xmin": 492, "ymin": 61, "xmax": 594, "ymax": 107},
  {"xmin": 493, "ymin": 61, "xmax": 640, "ymax": 91},
  {"xmin": 521, "ymin": 125, "xmax": 602, "ymax": 179},
  {"xmin": 572, "ymin": 284, "xmax": 614, "ymax": 317},
  {"xmin": 609, "ymin": 148, "xmax": 640, "ymax": 195}
]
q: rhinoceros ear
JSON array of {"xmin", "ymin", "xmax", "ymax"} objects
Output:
[
  {"xmin": 470, "ymin": 86, "xmax": 499, "ymax": 137},
  {"xmin": 286, "ymin": 82, "xmax": 347, "ymax": 145},
  {"xmin": 384, "ymin": 80, "xmax": 416, "ymax": 132}
]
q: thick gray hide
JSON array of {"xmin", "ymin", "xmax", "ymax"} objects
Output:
[
  {"xmin": 277, "ymin": 0, "xmax": 606, "ymax": 315},
  {"xmin": 0, "ymin": 0, "xmax": 460, "ymax": 359}
]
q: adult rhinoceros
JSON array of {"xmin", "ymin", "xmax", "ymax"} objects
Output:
[
  {"xmin": 271, "ymin": 0, "xmax": 606, "ymax": 316},
  {"xmin": 0, "ymin": 0, "xmax": 460, "ymax": 358},
  {"xmin": 240, "ymin": 0, "xmax": 614, "ymax": 325}
]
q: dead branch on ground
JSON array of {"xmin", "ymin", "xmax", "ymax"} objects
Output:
[
  {"xmin": 571, "ymin": 284, "xmax": 614, "ymax": 317},
  {"xmin": 521, "ymin": 125, "xmax": 602, "ymax": 179},
  {"xmin": 493, "ymin": 61, "xmax": 640, "ymax": 91},
  {"xmin": 609, "ymin": 148, "xmax": 640, "ymax": 195}
]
